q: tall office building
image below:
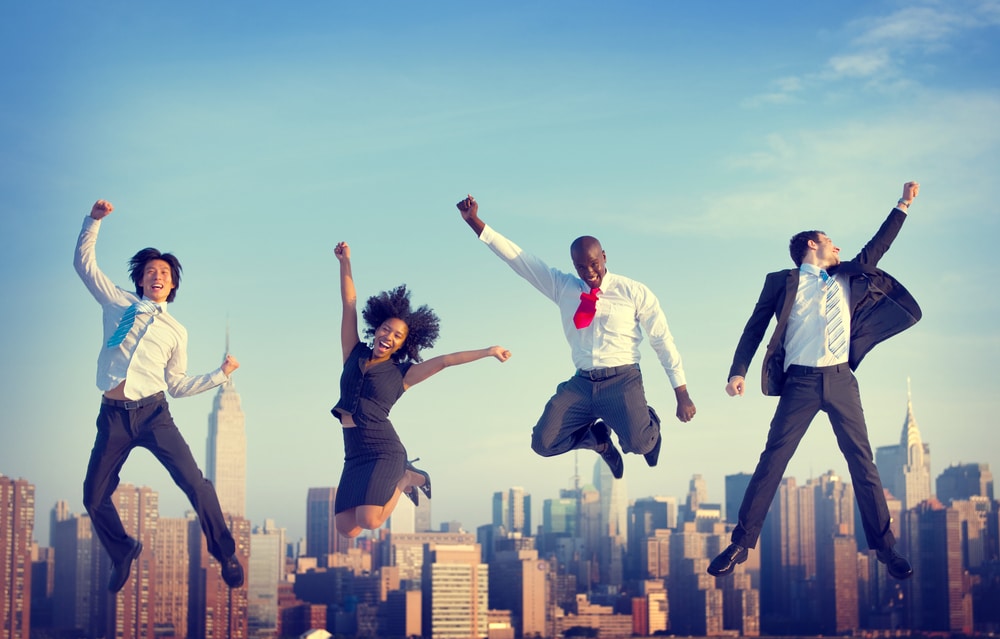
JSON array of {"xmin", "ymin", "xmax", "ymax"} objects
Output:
[
  {"xmin": 667, "ymin": 522, "xmax": 725, "ymax": 637},
  {"xmin": 51, "ymin": 512, "xmax": 105, "ymax": 636},
  {"xmin": 686, "ymin": 474, "xmax": 708, "ymax": 513},
  {"xmin": 49, "ymin": 501, "xmax": 70, "ymax": 546},
  {"xmin": 205, "ymin": 344, "xmax": 247, "ymax": 518},
  {"xmin": 421, "ymin": 544, "xmax": 488, "ymax": 639},
  {"xmin": 389, "ymin": 496, "xmax": 416, "ymax": 534},
  {"xmin": 1, "ymin": 476, "xmax": 34, "ymax": 639},
  {"xmin": 811, "ymin": 472, "xmax": 859, "ymax": 635},
  {"xmin": 488, "ymin": 547, "xmax": 547, "ymax": 638},
  {"xmin": 492, "ymin": 487, "xmax": 531, "ymax": 536},
  {"xmin": 153, "ymin": 516, "xmax": 192, "ymax": 639},
  {"xmin": 188, "ymin": 515, "xmax": 250, "ymax": 639},
  {"xmin": 592, "ymin": 459, "xmax": 626, "ymax": 586},
  {"xmin": 628, "ymin": 496, "xmax": 676, "ymax": 579},
  {"xmin": 306, "ymin": 487, "xmax": 345, "ymax": 563},
  {"xmin": 937, "ymin": 462, "xmax": 994, "ymax": 503},
  {"xmin": 724, "ymin": 473, "xmax": 752, "ymax": 525},
  {"xmin": 759, "ymin": 477, "xmax": 818, "ymax": 635},
  {"xmin": 249, "ymin": 519, "xmax": 287, "ymax": 639},
  {"xmin": 385, "ymin": 532, "xmax": 477, "ymax": 583},
  {"xmin": 904, "ymin": 499, "xmax": 973, "ymax": 634},
  {"xmin": 949, "ymin": 497, "xmax": 993, "ymax": 570},
  {"xmin": 542, "ymin": 497, "xmax": 576, "ymax": 536},
  {"xmin": 109, "ymin": 484, "xmax": 159, "ymax": 639},
  {"xmin": 877, "ymin": 381, "xmax": 932, "ymax": 512}
]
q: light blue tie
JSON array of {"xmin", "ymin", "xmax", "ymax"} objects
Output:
[
  {"xmin": 820, "ymin": 270, "xmax": 847, "ymax": 360},
  {"xmin": 107, "ymin": 300, "xmax": 159, "ymax": 348}
]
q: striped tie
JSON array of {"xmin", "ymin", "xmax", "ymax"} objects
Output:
[
  {"xmin": 820, "ymin": 270, "xmax": 847, "ymax": 360},
  {"xmin": 106, "ymin": 300, "xmax": 159, "ymax": 348}
]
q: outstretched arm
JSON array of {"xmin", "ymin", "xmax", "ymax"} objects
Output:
[
  {"xmin": 457, "ymin": 195, "xmax": 486, "ymax": 237},
  {"xmin": 403, "ymin": 345, "xmax": 511, "ymax": 389},
  {"xmin": 75, "ymin": 199, "xmax": 130, "ymax": 305},
  {"xmin": 853, "ymin": 181, "xmax": 920, "ymax": 268},
  {"xmin": 335, "ymin": 242, "xmax": 360, "ymax": 363}
]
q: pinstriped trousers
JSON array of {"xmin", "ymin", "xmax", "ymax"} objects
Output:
[{"xmin": 530, "ymin": 364, "xmax": 660, "ymax": 457}]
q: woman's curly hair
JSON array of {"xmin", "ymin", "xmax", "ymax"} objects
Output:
[{"xmin": 362, "ymin": 284, "xmax": 440, "ymax": 363}]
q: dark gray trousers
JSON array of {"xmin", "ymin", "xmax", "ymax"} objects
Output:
[
  {"xmin": 731, "ymin": 364, "xmax": 895, "ymax": 551},
  {"xmin": 531, "ymin": 364, "xmax": 660, "ymax": 457}
]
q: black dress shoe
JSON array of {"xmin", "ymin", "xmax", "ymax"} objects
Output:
[
  {"xmin": 876, "ymin": 546, "xmax": 913, "ymax": 580},
  {"xmin": 221, "ymin": 555, "xmax": 244, "ymax": 588},
  {"xmin": 108, "ymin": 538, "xmax": 143, "ymax": 592},
  {"xmin": 643, "ymin": 433, "xmax": 662, "ymax": 467},
  {"xmin": 707, "ymin": 543, "xmax": 748, "ymax": 577},
  {"xmin": 592, "ymin": 421, "xmax": 624, "ymax": 479}
]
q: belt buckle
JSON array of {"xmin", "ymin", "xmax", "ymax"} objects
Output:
[
  {"xmin": 589, "ymin": 368, "xmax": 608, "ymax": 381},
  {"xmin": 123, "ymin": 398, "xmax": 142, "ymax": 410}
]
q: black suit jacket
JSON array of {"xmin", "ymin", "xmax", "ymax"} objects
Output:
[{"xmin": 728, "ymin": 208, "xmax": 922, "ymax": 396}]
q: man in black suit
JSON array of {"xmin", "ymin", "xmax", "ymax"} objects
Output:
[{"xmin": 708, "ymin": 182, "xmax": 921, "ymax": 581}]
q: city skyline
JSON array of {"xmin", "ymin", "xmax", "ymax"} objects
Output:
[
  {"xmin": 10, "ymin": 461, "xmax": 990, "ymax": 638},
  {"xmin": 2, "ymin": 1, "xmax": 998, "ymax": 546}
]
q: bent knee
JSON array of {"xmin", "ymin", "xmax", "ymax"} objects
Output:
[
  {"xmin": 355, "ymin": 511, "xmax": 387, "ymax": 530},
  {"xmin": 530, "ymin": 435, "xmax": 561, "ymax": 458}
]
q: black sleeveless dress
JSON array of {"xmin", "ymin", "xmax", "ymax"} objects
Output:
[{"xmin": 331, "ymin": 342, "xmax": 412, "ymax": 513}]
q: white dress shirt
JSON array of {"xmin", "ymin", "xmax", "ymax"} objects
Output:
[
  {"xmin": 479, "ymin": 224, "xmax": 687, "ymax": 388},
  {"xmin": 74, "ymin": 217, "xmax": 227, "ymax": 400},
  {"xmin": 784, "ymin": 263, "xmax": 852, "ymax": 369}
]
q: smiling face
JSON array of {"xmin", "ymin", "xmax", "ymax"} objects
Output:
[
  {"xmin": 371, "ymin": 317, "xmax": 409, "ymax": 360},
  {"xmin": 141, "ymin": 258, "xmax": 176, "ymax": 303},
  {"xmin": 812, "ymin": 233, "xmax": 842, "ymax": 268},
  {"xmin": 570, "ymin": 236, "xmax": 607, "ymax": 290}
]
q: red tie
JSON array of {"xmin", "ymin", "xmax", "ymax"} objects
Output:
[{"xmin": 573, "ymin": 288, "xmax": 600, "ymax": 329}]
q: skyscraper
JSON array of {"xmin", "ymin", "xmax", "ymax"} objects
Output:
[
  {"xmin": 877, "ymin": 380, "xmax": 932, "ymax": 512},
  {"xmin": 205, "ymin": 335, "xmax": 247, "ymax": 518},
  {"xmin": 813, "ymin": 472, "xmax": 859, "ymax": 635},
  {"xmin": 1, "ymin": 476, "xmax": 34, "ymax": 639},
  {"xmin": 153, "ymin": 516, "xmax": 192, "ymax": 639},
  {"xmin": 249, "ymin": 519, "xmax": 286, "ymax": 639},
  {"xmin": 306, "ymin": 487, "xmax": 345, "ymax": 563},
  {"xmin": 937, "ymin": 462, "xmax": 994, "ymax": 503},
  {"xmin": 51, "ymin": 512, "xmax": 104, "ymax": 636},
  {"xmin": 592, "ymin": 459, "xmax": 627, "ymax": 586},
  {"xmin": 421, "ymin": 544, "xmax": 488, "ymax": 639},
  {"xmin": 188, "ymin": 515, "xmax": 250, "ymax": 639},
  {"xmin": 488, "ymin": 547, "xmax": 547, "ymax": 637},
  {"xmin": 109, "ymin": 484, "xmax": 158, "ymax": 639},
  {"xmin": 629, "ymin": 497, "xmax": 675, "ymax": 580},
  {"xmin": 904, "ymin": 499, "xmax": 973, "ymax": 634},
  {"xmin": 492, "ymin": 487, "xmax": 531, "ymax": 536}
]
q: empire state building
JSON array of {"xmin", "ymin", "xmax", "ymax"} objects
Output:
[{"xmin": 206, "ymin": 336, "xmax": 247, "ymax": 518}]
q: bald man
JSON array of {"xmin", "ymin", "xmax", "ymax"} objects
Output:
[{"xmin": 458, "ymin": 195, "xmax": 695, "ymax": 479}]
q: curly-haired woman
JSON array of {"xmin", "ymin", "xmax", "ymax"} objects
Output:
[{"xmin": 331, "ymin": 241, "xmax": 511, "ymax": 538}]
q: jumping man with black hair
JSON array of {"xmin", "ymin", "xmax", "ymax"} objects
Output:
[
  {"xmin": 74, "ymin": 199, "xmax": 245, "ymax": 593},
  {"xmin": 331, "ymin": 241, "xmax": 511, "ymax": 538}
]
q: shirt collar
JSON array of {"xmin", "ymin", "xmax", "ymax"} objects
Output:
[
  {"xmin": 799, "ymin": 263, "xmax": 824, "ymax": 278},
  {"xmin": 140, "ymin": 297, "xmax": 167, "ymax": 314}
]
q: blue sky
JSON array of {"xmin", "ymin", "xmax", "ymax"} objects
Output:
[{"xmin": 2, "ymin": 1, "xmax": 998, "ymax": 544}]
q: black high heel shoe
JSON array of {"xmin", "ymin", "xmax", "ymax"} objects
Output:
[
  {"xmin": 403, "ymin": 487, "xmax": 419, "ymax": 507},
  {"xmin": 406, "ymin": 459, "xmax": 432, "ymax": 499}
]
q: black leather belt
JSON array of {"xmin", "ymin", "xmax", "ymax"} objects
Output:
[
  {"xmin": 102, "ymin": 391, "xmax": 165, "ymax": 410},
  {"xmin": 787, "ymin": 363, "xmax": 849, "ymax": 376},
  {"xmin": 576, "ymin": 364, "xmax": 638, "ymax": 381}
]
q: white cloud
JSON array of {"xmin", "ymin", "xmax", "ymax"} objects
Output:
[
  {"xmin": 745, "ymin": 0, "xmax": 1000, "ymax": 104},
  {"xmin": 827, "ymin": 50, "xmax": 891, "ymax": 79}
]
